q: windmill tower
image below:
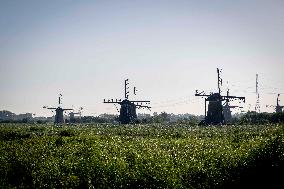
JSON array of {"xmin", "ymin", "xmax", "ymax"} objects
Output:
[
  {"xmin": 43, "ymin": 94, "xmax": 73, "ymax": 124},
  {"xmin": 195, "ymin": 68, "xmax": 245, "ymax": 125},
  {"xmin": 104, "ymin": 79, "xmax": 151, "ymax": 124},
  {"xmin": 255, "ymin": 74, "xmax": 260, "ymax": 113}
]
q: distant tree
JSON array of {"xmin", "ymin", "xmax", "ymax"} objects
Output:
[
  {"xmin": 21, "ymin": 118, "xmax": 28, "ymax": 123},
  {"xmin": 239, "ymin": 111, "xmax": 284, "ymax": 124},
  {"xmin": 160, "ymin": 112, "xmax": 168, "ymax": 121}
]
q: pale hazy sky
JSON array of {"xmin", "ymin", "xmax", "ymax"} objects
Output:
[{"xmin": 1, "ymin": 0, "xmax": 284, "ymax": 117}]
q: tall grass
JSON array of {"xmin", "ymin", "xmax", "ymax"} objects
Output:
[{"xmin": 0, "ymin": 123, "xmax": 283, "ymax": 188}]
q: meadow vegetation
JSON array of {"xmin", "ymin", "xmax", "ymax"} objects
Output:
[{"xmin": 0, "ymin": 123, "xmax": 284, "ymax": 188}]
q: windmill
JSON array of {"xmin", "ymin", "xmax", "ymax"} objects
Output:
[
  {"xmin": 266, "ymin": 94, "xmax": 284, "ymax": 113},
  {"xmin": 69, "ymin": 107, "xmax": 83, "ymax": 123},
  {"xmin": 195, "ymin": 68, "xmax": 245, "ymax": 125},
  {"xmin": 103, "ymin": 79, "xmax": 151, "ymax": 124},
  {"xmin": 223, "ymin": 89, "xmax": 243, "ymax": 123},
  {"xmin": 43, "ymin": 94, "xmax": 73, "ymax": 124}
]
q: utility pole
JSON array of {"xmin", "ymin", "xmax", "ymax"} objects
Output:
[{"xmin": 255, "ymin": 74, "xmax": 260, "ymax": 113}]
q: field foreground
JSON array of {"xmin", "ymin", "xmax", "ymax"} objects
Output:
[{"xmin": 0, "ymin": 123, "xmax": 284, "ymax": 188}]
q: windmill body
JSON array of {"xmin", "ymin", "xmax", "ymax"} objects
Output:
[
  {"xmin": 276, "ymin": 105, "xmax": 283, "ymax": 113},
  {"xmin": 69, "ymin": 112, "xmax": 80, "ymax": 123},
  {"xmin": 223, "ymin": 104, "xmax": 239, "ymax": 123},
  {"xmin": 69, "ymin": 107, "xmax": 83, "ymax": 123},
  {"xmin": 118, "ymin": 99, "xmax": 137, "ymax": 124},
  {"xmin": 223, "ymin": 103, "xmax": 232, "ymax": 123},
  {"xmin": 223, "ymin": 89, "xmax": 241, "ymax": 123},
  {"xmin": 206, "ymin": 93, "xmax": 224, "ymax": 125}
]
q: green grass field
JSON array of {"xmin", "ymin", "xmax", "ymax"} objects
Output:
[{"xmin": 0, "ymin": 123, "xmax": 284, "ymax": 188}]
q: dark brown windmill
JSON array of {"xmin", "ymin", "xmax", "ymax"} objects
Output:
[
  {"xmin": 104, "ymin": 79, "xmax": 151, "ymax": 124},
  {"xmin": 43, "ymin": 94, "xmax": 73, "ymax": 124},
  {"xmin": 195, "ymin": 68, "xmax": 245, "ymax": 125}
]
